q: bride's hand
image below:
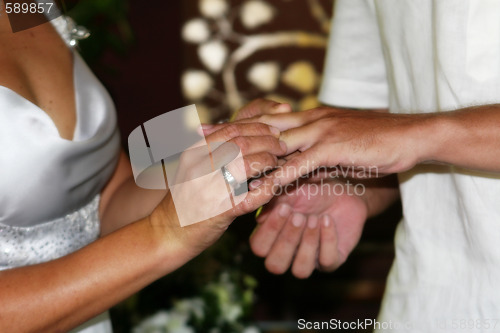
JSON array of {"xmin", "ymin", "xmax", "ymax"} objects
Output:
[{"xmin": 149, "ymin": 122, "xmax": 287, "ymax": 257}]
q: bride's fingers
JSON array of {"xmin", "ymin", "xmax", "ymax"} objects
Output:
[
  {"xmin": 224, "ymin": 153, "xmax": 278, "ymax": 183},
  {"xmin": 226, "ymin": 135, "xmax": 287, "ymax": 157},
  {"xmin": 209, "ymin": 134, "xmax": 286, "ymax": 183},
  {"xmin": 291, "ymin": 215, "xmax": 320, "ymax": 279},
  {"xmin": 230, "ymin": 179, "xmax": 281, "ymax": 217}
]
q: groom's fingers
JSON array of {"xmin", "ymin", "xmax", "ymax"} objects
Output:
[
  {"xmin": 204, "ymin": 122, "xmax": 281, "ymax": 140},
  {"xmin": 318, "ymin": 215, "xmax": 340, "ymax": 272},
  {"xmin": 203, "ymin": 110, "xmax": 311, "ymax": 134},
  {"xmin": 250, "ymin": 204, "xmax": 292, "ymax": 257},
  {"xmin": 249, "ymin": 112, "xmax": 311, "ymax": 131},
  {"xmin": 233, "ymin": 99, "xmax": 292, "ymax": 121},
  {"xmin": 238, "ymin": 107, "xmax": 331, "ymax": 131},
  {"xmin": 279, "ymin": 122, "xmax": 324, "ymax": 155},
  {"xmin": 202, "ymin": 107, "xmax": 332, "ymax": 136},
  {"xmin": 291, "ymin": 215, "xmax": 320, "ymax": 279},
  {"xmin": 248, "ymin": 123, "xmax": 328, "ymax": 189},
  {"xmin": 264, "ymin": 213, "xmax": 307, "ymax": 275}
]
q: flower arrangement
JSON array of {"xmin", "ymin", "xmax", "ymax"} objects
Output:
[{"xmin": 133, "ymin": 270, "xmax": 260, "ymax": 333}]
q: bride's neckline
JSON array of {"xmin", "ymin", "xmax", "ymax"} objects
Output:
[
  {"xmin": 0, "ymin": 18, "xmax": 79, "ymax": 141},
  {"xmin": 0, "ymin": 51, "xmax": 79, "ymax": 142}
]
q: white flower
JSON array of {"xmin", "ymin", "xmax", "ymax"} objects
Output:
[
  {"xmin": 200, "ymin": 0, "xmax": 228, "ymax": 18},
  {"xmin": 220, "ymin": 303, "xmax": 243, "ymax": 323},
  {"xmin": 174, "ymin": 298, "xmax": 205, "ymax": 321},
  {"xmin": 247, "ymin": 62, "xmax": 280, "ymax": 91},
  {"xmin": 242, "ymin": 327, "xmax": 261, "ymax": 333},
  {"xmin": 241, "ymin": 0, "xmax": 275, "ymax": 29},
  {"xmin": 182, "ymin": 70, "xmax": 214, "ymax": 100},
  {"xmin": 132, "ymin": 311, "xmax": 170, "ymax": 333},
  {"xmin": 170, "ymin": 327, "xmax": 194, "ymax": 333},
  {"xmin": 198, "ymin": 40, "xmax": 228, "ymax": 73},
  {"xmin": 182, "ymin": 19, "xmax": 211, "ymax": 44},
  {"xmin": 133, "ymin": 310, "xmax": 195, "ymax": 333},
  {"xmin": 165, "ymin": 311, "xmax": 191, "ymax": 332}
]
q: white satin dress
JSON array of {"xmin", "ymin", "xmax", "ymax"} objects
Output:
[{"xmin": 0, "ymin": 17, "xmax": 121, "ymax": 332}]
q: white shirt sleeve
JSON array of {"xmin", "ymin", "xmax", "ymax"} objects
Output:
[{"xmin": 319, "ymin": 0, "xmax": 389, "ymax": 109}]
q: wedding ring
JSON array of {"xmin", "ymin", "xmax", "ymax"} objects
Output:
[{"xmin": 221, "ymin": 166, "xmax": 240, "ymax": 190}]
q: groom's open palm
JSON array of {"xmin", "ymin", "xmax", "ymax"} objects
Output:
[{"xmin": 250, "ymin": 179, "xmax": 368, "ymax": 278}]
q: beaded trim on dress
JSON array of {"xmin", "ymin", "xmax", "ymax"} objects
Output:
[{"xmin": 0, "ymin": 195, "xmax": 101, "ymax": 271}]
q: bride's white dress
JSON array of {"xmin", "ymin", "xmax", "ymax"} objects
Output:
[{"xmin": 0, "ymin": 16, "xmax": 121, "ymax": 332}]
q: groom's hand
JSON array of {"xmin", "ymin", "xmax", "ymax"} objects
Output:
[
  {"xmin": 250, "ymin": 179, "xmax": 368, "ymax": 278},
  {"xmin": 209, "ymin": 106, "xmax": 412, "ymax": 189}
]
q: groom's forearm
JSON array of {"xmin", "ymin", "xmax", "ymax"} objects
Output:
[
  {"xmin": 417, "ymin": 104, "xmax": 500, "ymax": 173},
  {"xmin": 318, "ymin": 106, "xmax": 400, "ymax": 218}
]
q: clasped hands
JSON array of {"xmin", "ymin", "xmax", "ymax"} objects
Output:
[{"xmin": 199, "ymin": 99, "xmax": 420, "ymax": 278}]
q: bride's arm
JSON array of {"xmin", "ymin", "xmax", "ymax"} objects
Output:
[
  {"xmin": 99, "ymin": 150, "xmax": 167, "ymax": 235},
  {"xmin": 0, "ymin": 123, "xmax": 283, "ymax": 332},
  {"xmin": 0, "ymin": 216, "xmax": 178, "ymax": 332}
]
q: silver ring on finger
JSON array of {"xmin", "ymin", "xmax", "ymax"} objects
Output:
[{"xmin": 221, "ymin": 166, "xmax": 241, "ymax": 190}]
